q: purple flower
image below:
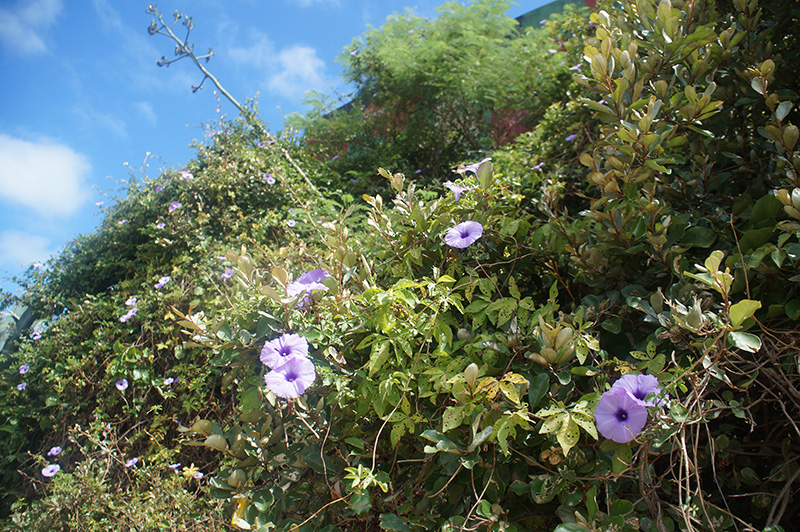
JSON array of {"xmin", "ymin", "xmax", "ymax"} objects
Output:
[
  {"xmin": 180, "ymin": 171, "xmax": 193, "ymax": 180},
  {"xmin": 260, "ymin": 333, "xmax": 309, "ymax": 369},
  {"xmin": 222, "ymin": 269, "xmax": 234, "ymax": 281},
  {"xmin": 42, "ymin": 464, "xmax": 60, "ymax": 477},
  {"xmin": 445, "ymin": 221, "xmax": 483, "ymax": 249},
  {"xmin": 19, "ymin": 363, "xmax": 29, "ymax": 375},
  {"xmin": 163, "ymin": 377, "xmax": 174, "ymax": 386},
  {"xmin": 193, "ymin": 471, "xmax": 204, "ymax": 479},
  {"xmin": 287, "ymin": 220, "xmax": 296, "ymax": 228},
  {"xmin": 350, "ymin": 49, "xmax": 359, "ymax": 56},
  {"xmin": 257, "ymin": 140, "xmax": 266, "ymax": 148},
  {"xmin": 125, "ymin": 297, "xmax": 137, "ymax": 306},
  {"xmin": 287, "ymin": 269, "xmax": 330, "ymax": 308},
  {"xmin": 31, "ymin": 329, "xmax": 42, "ymax": 340},
  {"xmin": 155, "ymin": 185, "xmax": 164, "ymax": 193},
  {"xmin": 532, "ymin": 162, "xmax": 545, "ymax": 171},
  {"xmin": 47, "ymin": 446, "xmax": 62, "ymax": 456},
  {"xmin": 16, "ymin": 382, "xmax": 26, "ymax": 391},
  {"xmin": 565, "ymin": 133, "xmax": 578, "ymax": 142},
  {"xmin": 331, "ymin": 155, "xmax": 340, "ymax": 160},
  {"xmin": 594, "ymin": 387, "xmax": 648, "ymax": 443},
  {"xmin": 457, "ymin": 157, "xmax": 491, "ymax": 176},
  {"xmin": 32, "ymin": 262, "xmax": 42, "ymax": 269},
  {"xmin": 125, "ymin": 457, "xmax": 139, "ymax": 468},
  {"xmin": 156, "ymin": 222, "xmax": 166, "ymax": 229},
  {"xmin": 155, "ymin": 276, "xmax": 171, "ymax": 289},
  {"xmin": 168, "ymin": 462, "xmax": 181, "ymax": 470},
  {"xmin": 118, "ymin": 219, "xmax": 128, "ymax": 225},
  {"xmin": 444, "ymin": 181, "xmax": 470, "ymax": 201},
  {"xmin": 569, "ymin": 64, "xmax": 582, "ymax": 71},
  {"xmin": 611, "ymin": 374, "xmax": 666, "ymax": 406},
  {"xmin": 119, "ymin": 308, "xmax": 138, "ymax": 323},
  {"xmin": 169, "ymin": 201, "xmax": 181, "ymax": 212},
  {"xmin": 264, "ymin": 172, "xmax": 276, "ymax": 185},
  {"xmin": 264, "ymin": 356, "xmax": 316, "ymax": 399},
  {"xmin": 548, "ymin": 48, "xmax": 558, "ymax": 54},
  {"xmin": 95, "ymin": 201, "xmax": 104, "ymax": 206},
  {"xmin": 116, "ymin": 378, "xmax": 129, "ymax": 391}
]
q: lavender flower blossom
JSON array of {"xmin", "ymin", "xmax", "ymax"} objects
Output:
[
  {"xmin": 125, "ymin": 297, "xmax": 137, "ymax": 306},
  {"xmin": 260, "ymin": 333, "xmax": 310, "ymax": 369},
  {"xmin": 115, "ymin": 378, "xmax": 129, "ymax": 391},
  {"xmin": 287, "ymin": 220, "xmax": 296, "ymax": 227},
  {"xmin": 119, "ymin": 308, "xmax": 138, "ymax": 323},
  {"xmin": 594, "ymin": 387, "xmax": 648, "ymax": 443},
  {"xmin": 156, "ymin": 222, "xmax": 166, "ymax": 229},
  {"xmin": 565, "ymin": 133, "xmax": 578, "ymax": 142},
  {"xmin": 180, "ymin": 171, "xmax": 193, "ymax": 180},
  {"xmin": 155, "ymin": 276, "xmax": 171, "ymax": 289},
  {"xmin": 47, "ymin": 446, "xmax": 62, "ymax": 456},
  {"xmin": 169, "ymin": 201, "xmax": 181, "ymax": 212},
  {"xmin": 19, "ymin": 364, "xmax": 29, "ymax": 375},
  {"xmin": 222, "ymin": 269, "xmax": 234, "ymax": 281},
  {"xmin": 287, "ymin": 269, "xmax": 330, "ymax": 308},
  {"xmin": 445, "ymin": 221, "xmax": 483, "ymax": 249},
  {"xmin": 125, "ymin": 457, "xmax": 139, "ymax": 468},
  {"xmin": 264, "ymin": 356, "xmax": 316, "ymax": 399},
  {"xmin": 611, "ymin": 373, "xmax": 666, "ymax": 406},
  {"xmin": 264, "ymin": 172, "xmax": 276, "ymax": 185},
  {"xmin": 16, "ymin": 383, "xmax": 26, "ymax": 391},
  {"xmin": 457, "ymin": 157, "xmax": 492, "ymax": 176},
  {"xmin": 444, "ymin": 181, "xmax": 469, "ymax": 201},
  {"xmin": 42, "ymin": 464, "xmax": 60, "ymax": 477}
]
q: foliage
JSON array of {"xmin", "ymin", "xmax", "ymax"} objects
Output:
[
  {"xmin": 289, "ymin": 0, "xmax": 579, "ymax": 193},
  {"xmin": 2, "ymin": 0, "xmax": 800, "ymax": 530}
]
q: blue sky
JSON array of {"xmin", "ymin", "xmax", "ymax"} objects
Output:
[{"xmin": 0, "ymin": 0, "xmax": 542, "ymax": 294}]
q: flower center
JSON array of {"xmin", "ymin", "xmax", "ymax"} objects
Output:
[
  {"xmin": 616, "ymin": 409, "xmax": 628, "ymax": 421},
  {"xmin": 279, "ymin": 346, "xmax": 292, "ymax": 357},
  {"xmin": 284, "ymin": 371, "xmax": 298, "ymax": 382},
  {"xmin": 460, "ymin": 230, "xmax": 470, "ymax": 238}
]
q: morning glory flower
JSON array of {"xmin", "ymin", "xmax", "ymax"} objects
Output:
[
  {"xmin": 264, "ymin": 172, "xmax": 276, "ymax": 185},
  {"xmin": 569, "ymin": 64, "xmax": 582, "ymax": 71},
  {"xmin": 47, "ymin": 446, "xmax": 62, "ymax": 456},
  {"xmin": 156, "ymin": 222, "xmax": 166, "ymax": 229},
  {"xmin": 611, "ymin": 373, "xmax": 666, "ymax": 406},
  {"xmin": 287, "ymin": 269, "xmax": 330, "ymax": 308},
  {"xmin": 594, "ymin": 387, "xmax": 648, "ymax": 443},
  {"xmin": 31, "ymin": 329, "xmax": 42, "ymax": 340},
  {"xmin": 457, "ymin": 157, "xmax": 491, "ymax": 176},
  {"xmin": 163, "ymin": 377, "xmax": 174, "ymax": 386},
  {"xmin": 532, "ymin": 162, "xmax": 545, "ymax": 171},
  {"xmin": 19, "ymin": 363, "xmax": 29, "ymax": 374},
  {"xmin": 264, "ymin": 356, "xmax": 316, "ymax": 399},
  {"xmin": 168, "ymin": 463, "xmax": 181, "ymax": 471},
  {"xmin": 222, "ymin": 269, "xmax": 234, "ymax": 281},
  {"xmin": 445, "ymin": 221, "xmax": 483, "ymax": 249},
  {"xmin": 42, "ymin": 464, "xmax": 60, "ymax": 477},
  {"xmin": 444, "ymin": 181, "xmax": 469, "ymax": 201},
  {"xmin": 155, "ymin": 276, "xmax": 171, "ymax": 289},
  {"xmin": 287, "ymin": 220, "xmax": 296, "ymax": 228},
  {"xmin": 118, "ymin": 219, "xmax": 128, "ymax": 225},
  {"xmin": 119, "ymin": 307, "xmax": 138, "ymax": 323},
  {"xmin": 565, "ymin": 133, "xmax": 578, "ymax": 142},
  {"xmin": 260, "ymin": 333, "xmax": 310, "ymax": 369},
  {"xmin": 95, "ymin": 201, "xmax": 104, "ymax": 206},
  {"xmin": 17, "ymin": 383, "xmax": 26, "ymax": 391},
  {"xmin": 155, "ymin": 185, "xmax": 164, "ymax": 193},
  {"xmin": 125, "ymin": 297, "xmax": 137, "ymax": 306},
  {"xmin": 180, "ymin": 171, "xmax": 193, "ymax": 180},
  {"xmin": 115, "ymin": 378, "xmax": 129, "ymax": 391},
  {"xmin": 125, "ymin": 457, "xmax": 139, "ymax": 468},
  {"xmin": 169, "ymin": 201, "xmax": 181, "ymax": 212},
  {"xmin": 193, "ymin": 471, "xmax": 204, "ymax": 479}
]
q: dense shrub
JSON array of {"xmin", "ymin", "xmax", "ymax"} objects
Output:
[{"xmin": 2, "ymin": 0, "xmax": 799, "ymax": 530}]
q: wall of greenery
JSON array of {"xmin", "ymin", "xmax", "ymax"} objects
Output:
[{"xmin": 1, "ymin": 0, "xmax": 798, "ymax": 530}]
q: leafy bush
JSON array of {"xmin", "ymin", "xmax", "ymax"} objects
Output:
[{"xmin": 2, "ymin": 0, "xmax": 799, "ymax": 530}]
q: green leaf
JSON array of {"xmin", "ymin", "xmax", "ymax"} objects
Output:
[
  {"xmin": 729, "ymin": 299, "xmax": 761, "ymax": 329},
  {"xmin": 442, "ymin": 406, "xmax": 465, "ymax": 432},
  {"xmin": 368, "ymin": 341, "xmax": 391, "ymax": 376},
  {"xmin": 556, "ymin": 418, "xmax": 580, "ymax": 456},
  {"xmin": 527, "ymin": 373, "xmax": 550, "ymax": 409},
  {"xmin": 727, "ymin": 331, "xmax": 761, "ymax": 353},
  {"xmin": 348, "ymin": 490, "xmax": 372, "ymax": 515},
  {"xmin": 380, "ymin": 514, "xmax": 411, "ymax": 532}
]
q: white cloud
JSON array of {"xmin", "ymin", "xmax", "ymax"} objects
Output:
[
  {"xmin": 0, "ymin": 230, "xmax": 55, "ymax": 266},
  {"xmin": 0, "ymin": 0, "xmax": 62, "ymax": 55},
  {"xmin": 292, "ymin": 0, "xmax": 342, "ymax": 7},
  {"xmin": 0, "ymin": 134, "xmax": 91, "ymax": 218},
  {"xmin": 134, "ymin": 101, "xmax": 157, "ymax": 126},
  {"xmin": 229, "ymin": 33, "xmax": 327, "ymax": 99}
]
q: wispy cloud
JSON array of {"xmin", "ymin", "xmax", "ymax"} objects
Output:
[
  {"xmin": 0, "ymin": 134, "xmax": 91, "ymax": 218},
  {"xmin": 269, "ymin": 46, "xmax": 326, "ymax": 97},
  {"xmin": 0, "ymin": 0, "xmax": 62, "ymax": 55},
  {"xmin": 134, "ymin": 102, "xmax": 157, "ymax": 126},
  {"xmin": 229, "ymin": 34, "xmax": 327, "ymax": 99},
  {"xmin": 0, "ymin": 230, "xmax": 55, "ymax": 267}
]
